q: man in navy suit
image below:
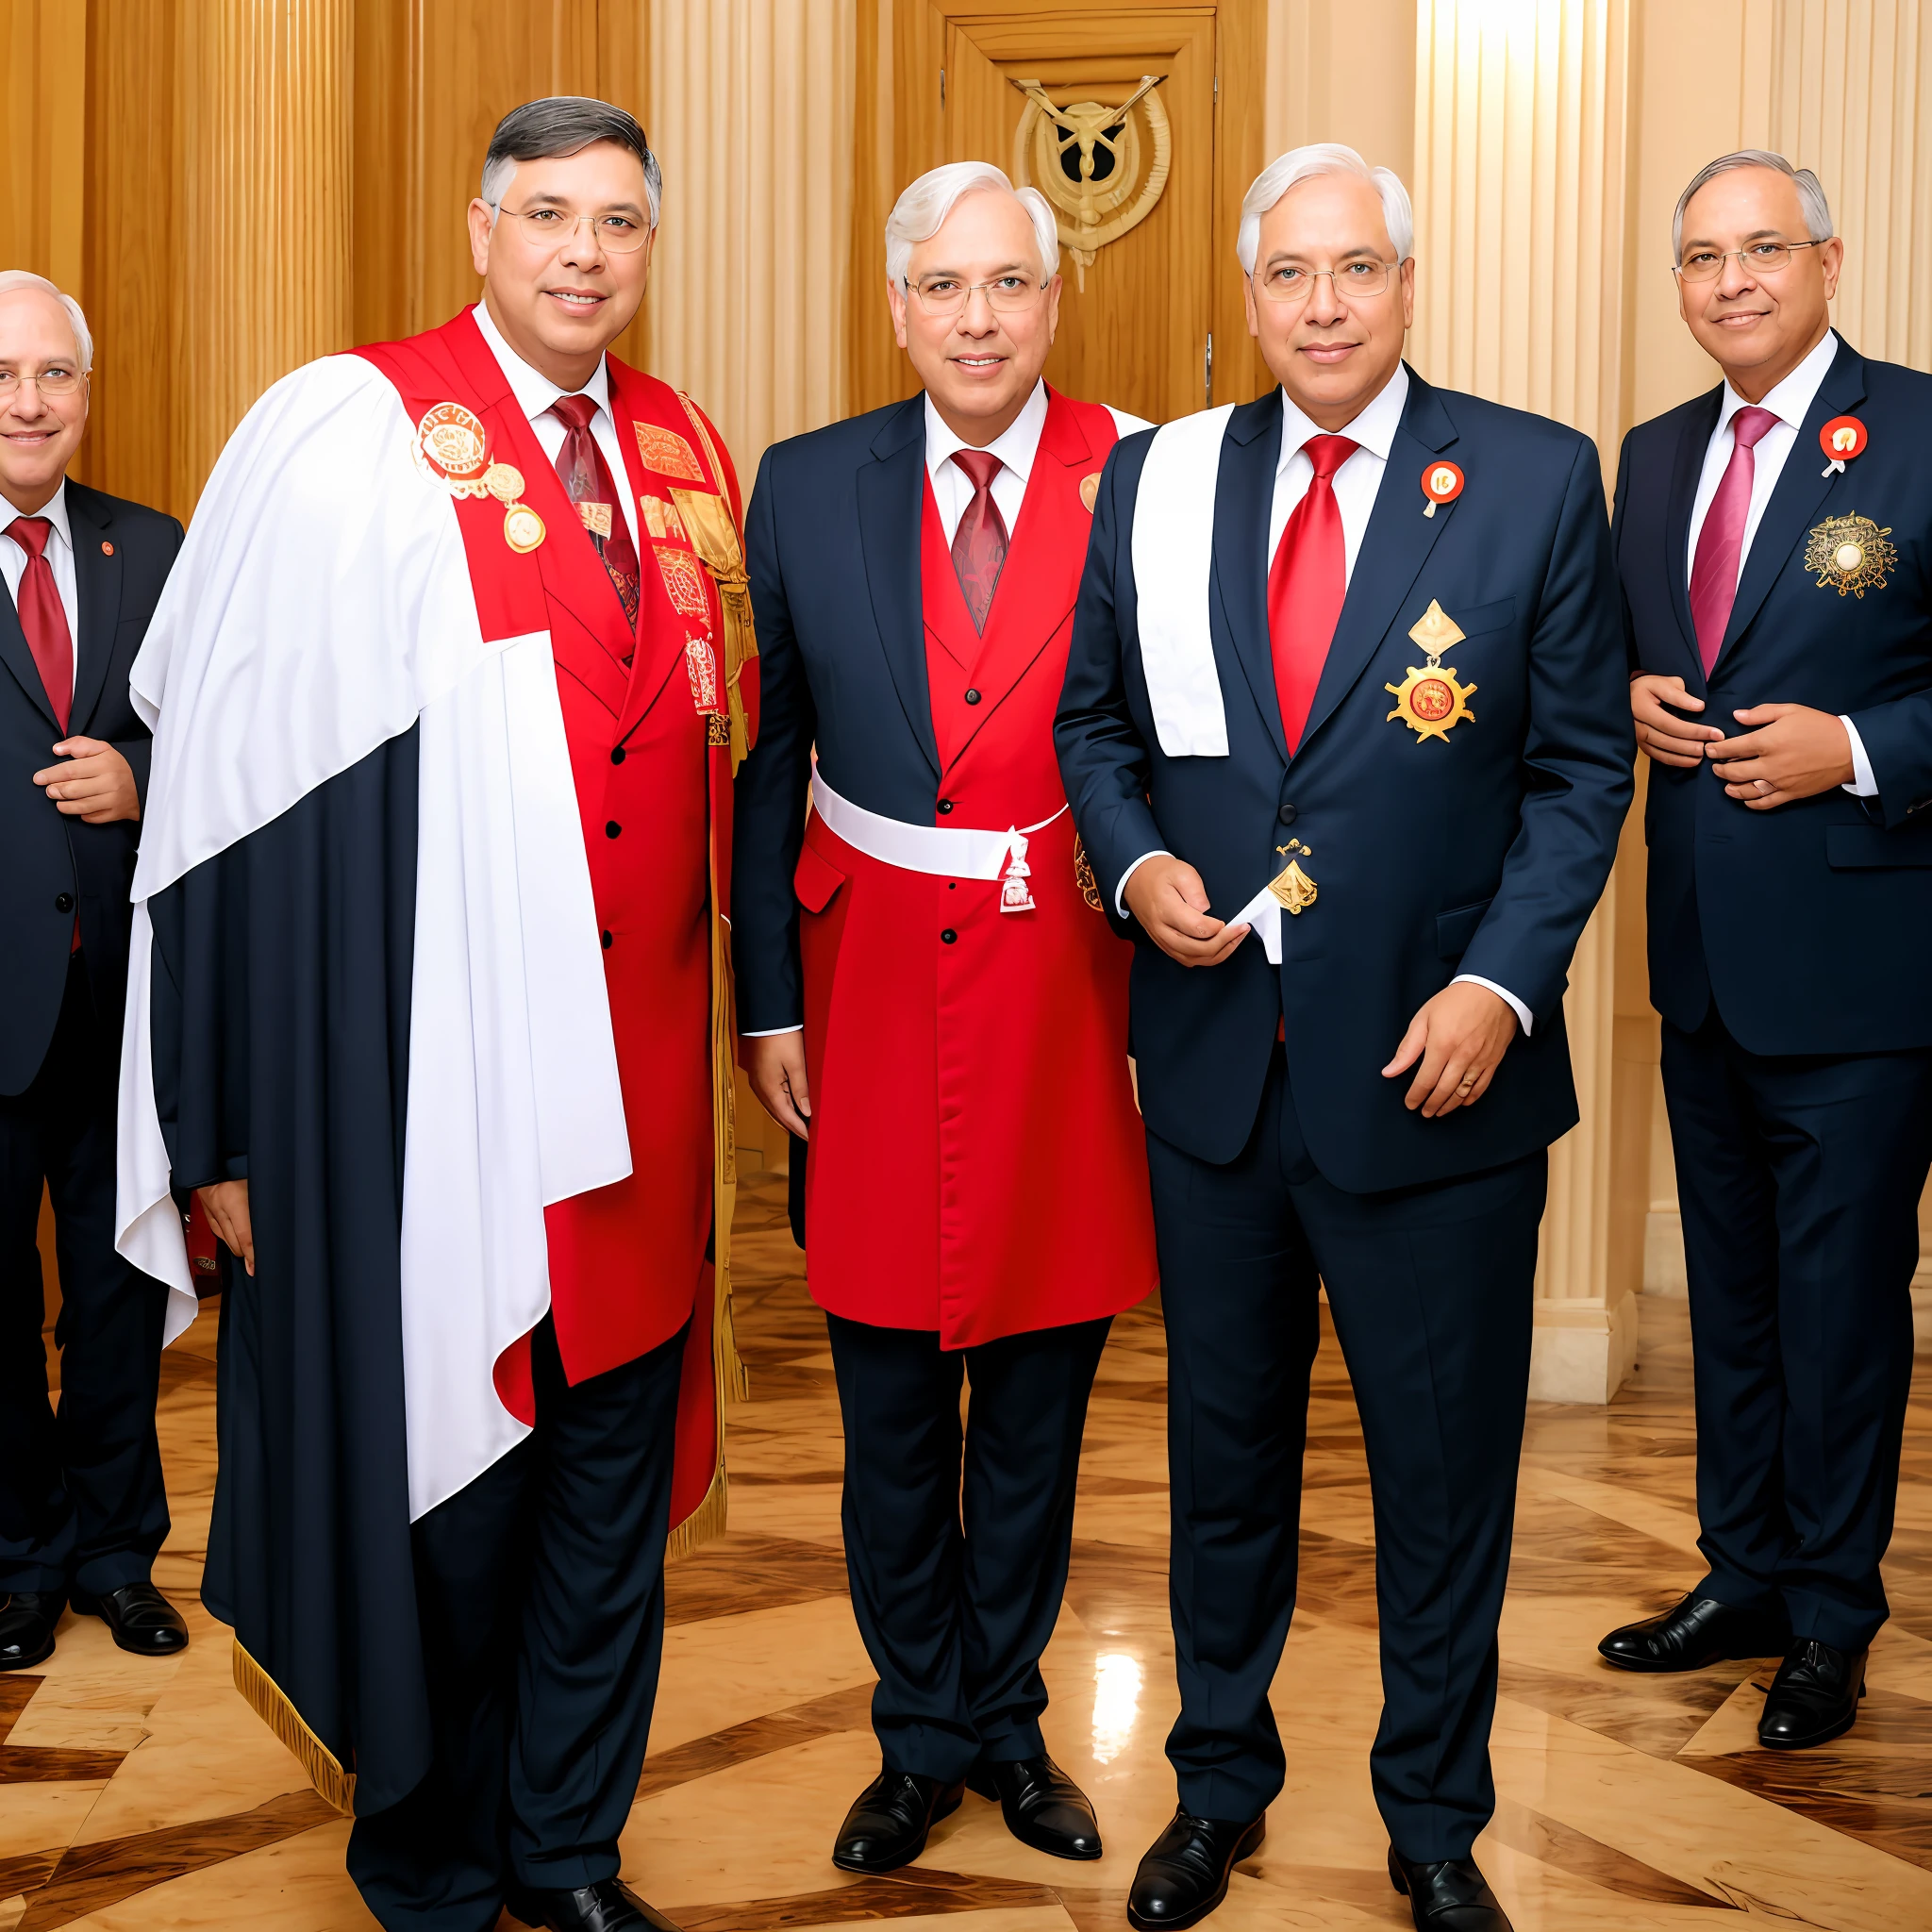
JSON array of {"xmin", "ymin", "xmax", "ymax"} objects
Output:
[
  {"xmin": 1596, "ymin": 151, "xmax": 1932, "ymax": 1753},
  {"xmin": 1056, "ymin": 145, "xmax": 1632, "ymax": 1932},
  {"xmin": 0, "ymin": 272, "xmax": 187, "ymax": 1674}
]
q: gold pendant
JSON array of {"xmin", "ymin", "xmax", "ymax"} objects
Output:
[
  {"xmin": 1804, "ymin": 513, "xmax": 1895, "ymax": 598},
  {"xmin": 503, "ymin": 503, "xmax": 546, "ymax": 553},
  {"xmin": 1386, "ymin": 599, "xmax": 1476, "ymax": 741},
  {"xmin": 1268, "ymin": 839, "xmax": 1318, "ymax": 914}
]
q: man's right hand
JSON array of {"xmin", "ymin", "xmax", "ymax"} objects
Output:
[
  {"xmin": 1631, "ymin": 673, "xmax": 1723, "ymax": 767},
  {"xmin": 1123, "ymin": 856, "xmax": 1249, "ymax": 968},
  {"xmin": 196, "ymin": 1180, "xmax": 254, "ymax": 1276},
  {"xmin": 743, "ymin": 1030, "xmax": 812, "ymax": 1140}
]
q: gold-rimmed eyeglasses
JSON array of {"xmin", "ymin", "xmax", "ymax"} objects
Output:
[
  {"xmin": 1254, "ymin": 258, "xmax": 1399, "ymax": 304},
  {"xmin": 0, "ymin": 368, "xmax": 86, "ymax": 399},
  {"xmin": 494, "ymin": 204, "xmax": 653, "ymax": 254},
  {"xmin": 1674, "ymin": 239, "xmax": 1827, "ymax": 282},
  {"xmin": 906, "ymin": 272, "xmax": 1049, "ymax": 317}
]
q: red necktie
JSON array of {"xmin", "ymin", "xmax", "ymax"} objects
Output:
[
  {"xmin": 950, "ymin": 448, "xmax": 1008, "ymax": 633},
  {"xmin": 548, "ymin": 394, "xmax": 641, "ymax": 629},
  {"xmin": 1689, "ymin": 405, "xmax": 1778, "ymax": 675},
  {"xmin": 7, "ymin": 516, "xmax": 72, "ymax": 733},
  {"xmin": 1267, "ymin": 434, "xmax": 1358, "ymax": 752}
]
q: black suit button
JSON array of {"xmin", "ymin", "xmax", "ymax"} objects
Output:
[
  {"xmin": 610, "ymin": 746, "xmax": 625, "ymax": 765},
  {"xmin": 965, "ymin": 689, "xmax": 981, "ymax": 705},
  {"xmin": 601, "ymin": 929, "xmax": 613, "ymax": 949},
  {"xmin": 54, "ymin": 892, "xmax": 74, "ymax": 913},
  {"xmin": 1276, "ymin": 804, "xmax": 1298, "ymax": 825},
  {"xmin": 937, "ymin": 800, "xmax": 954, "ymax": 815},
  {"xmin": 606, "ymin": 821, "xmax": 622, "ymax": 839},
  {"xmin": 941, "ymin": 928, "xmax": 958, "ymax": 944}
]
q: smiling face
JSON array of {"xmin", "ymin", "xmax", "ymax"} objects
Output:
[
  {"xmin": 0, "ymin": 288, "xmax": 88, "ymax": 516},
  {"xmin": 1674, "ymin": 166, "xmax": 1840, "ymax": 401},
  {"xmin": 889, "ymin": 187, "xmax": 1061, "ymax": 445},
  {"xmin": 1243, "ymin": 170, "xmax": 1414, "ymax": 432},
  {"xmin": 468, "ymin": 141, "xmax": 657, "ymax": 391}
]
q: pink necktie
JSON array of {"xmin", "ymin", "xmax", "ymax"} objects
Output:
[
  {"xmin": 1689, "ymin": 406, "xmax": 1777, "ymax": 675},
  {"xmin": 1267, "ymin": 435, "xmax": 1358, "ymax": 751},
  {"xmin": 6, "ymin": 516, "xmax": 72, "ymax": 732},
  {"xmin": 949, "ymin": 448, "xmax": 1008, "ymax": 632}
]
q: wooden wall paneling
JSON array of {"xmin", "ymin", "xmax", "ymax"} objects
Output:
[
  {"xmin": 1, "ymin": 0, "xmax": 89, "ymax": 291},
  {"xmin": 350, "ymin": 0, "xmax": 411, "ymax": 348}
]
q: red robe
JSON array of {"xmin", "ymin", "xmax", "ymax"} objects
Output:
[
  {"xmin": 797, "ymin": 389, "xmax": 1157, "ymax": 1348},
  {"xmin": 358, "ymin": 308, "xmax": 756, "ymax": 1546}
]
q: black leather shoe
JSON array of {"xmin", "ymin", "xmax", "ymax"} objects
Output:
[
  {"xmin": 1390, "ymin": 1849, "xmax": 1513, "ymax": 1930},
  {"xmin": 70, "ymin": 1582, "xmax": 189, "ymax": 1657},
  {"xmin": 1127, "ymin": 1807, "xmax": 1265, "ymax": 1930},
  {"xmin": 0, "ymin": 1591, "xmax": 62, "ymax": 1670},
  {"xmin": 1597, "ymin": 1591, "xmax": 1787, "ymax": 1673},
  {"xmin": 831, "ymin": 1765, "xmax": 965, "ymax": 1873},
  {"xmin": 966, "ymin": 1753, "xmax": 1102, "ymax": 1859},
  {"xmin": 1758, "ymin": 1639, "xmax": 1867, "ymax": 1750},
  {"xmin": 508, "ymin": 1878, "xmax": 681, "ymax": 1932}
]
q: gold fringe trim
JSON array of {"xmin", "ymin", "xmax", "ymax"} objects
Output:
[
  {"xmin": 232, "ymin": 1639, "xmax": 357, "ymax": 1816},
  {"xmin": 663, "ymin": 1458, "xmax": 730, "ymax": 1564}
]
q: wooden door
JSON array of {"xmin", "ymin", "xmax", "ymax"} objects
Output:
[{"xmin": 851, "ymin": 1, "xmax": 1268, "ymax": 424}]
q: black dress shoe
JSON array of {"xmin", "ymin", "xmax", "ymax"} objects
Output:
[
  {"xmin": 966, "ymin": 1753, "xmax": 1101, "ymax": 1859},
  {"xmin": 70, "ymin": 1582, "xmax": 189, "ymax": 1657},
  {"xmin": 1390, "ymin": 1849, "xmax": 1513, "ymax": 1930},
  {"xmin": 831, "ymin": 1765, "xmax": 965, "ymax": 1873},
  {"xmin": 0, "ymin": 1591, "xmax": 62, "ymax": 1670},
  {"xmin": 1127, "ymin": 1807, "xmax": 1265, "ymax": 1931},
  {"xmin": 1758, "ymin": 1638, "xmax": 1867, "ymax": 1750},
  {"xmin": 509, "ymin": 1878, "xmax": 681, "ymax": 1932},
  {"xmin": 1597, "ymin": 1591, "xmax": 1787, "ymax": 1673}
]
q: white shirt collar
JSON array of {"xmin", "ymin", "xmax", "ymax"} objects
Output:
[
  {"xmin": 473, "ymin": 297, "xmax": 613, "ymax": 427},
  {"xmin": 1, "ymin": 475, "xmax": 71, "ymax": 551},
  {"xmin": 1718, "ymin": 326, "xmax": 1839, "ymax": 436},
  {"xmin": 1278, "ymin": 361, "xmax": 1410, "ymax": 472},
  {"xmin": 924, "ymin": 379, "xmax": 1049, "ymax": 486}
]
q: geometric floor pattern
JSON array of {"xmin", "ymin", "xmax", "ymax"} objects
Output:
[{"xmin": 4, "ymin": 1164, "xmax": 1930, "ymax": 1929}]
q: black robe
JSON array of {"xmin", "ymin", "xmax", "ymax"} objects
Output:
[{"xmin": 148, "ymin": 728, "xmax": 430, "ymax": 1815}]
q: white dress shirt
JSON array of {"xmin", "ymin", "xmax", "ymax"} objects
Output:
[
  {"xmin": 1684, "ymin": 327, "xmax": 1874, "ymax": 795},
  {"xmin": 474, "ymin": 299, "xmax": 640, "ymax": 558},
  {"xmin": 0, "ymin": 477, "xmax": 78, "ymax": 695},
  {"xmin": 925, "ymin": 379, "xmax": 1049, "ymax": 544}
]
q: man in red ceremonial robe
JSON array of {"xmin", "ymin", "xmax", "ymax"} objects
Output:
[
  {"xmin": 734, "ymin": 163, "xmax": 1157, "ymax": 1875},
  {"xmin": 118, "ymin": 100, "xmax": 755, "ymax": 1932}
]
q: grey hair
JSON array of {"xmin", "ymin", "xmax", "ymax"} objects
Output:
[
  {"xmin": 1672, "ymin": 150, "xmax": 1832, "ymax": 260},
  {"xmin": 1238, "ymin": 143, "xmax": 1414, "ymax": 272},
  {"xmin": 481, "ymin": 96, "xmax": 661, "ymax": 228},
  {"xmin": 0, "ymin": 270, "xmax": 92, "ymax": 372},
  {"xmin": 885, "ymin": 162, "xmax": 1060, "ymax": 288}
]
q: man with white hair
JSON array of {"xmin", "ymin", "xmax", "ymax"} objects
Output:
[
  {"xmin": 1598, "ymin": 153, "xmax": 1932, "ymax": 1754},
  {"xmin": 0, "ymin": 271, "xmax": 188, "ymax": 1675},
  {"xmin": 1058, "ymin": 146, "xmax": 1632, "ymax": 1929},
  {"xmin": 118, "ymin": 98, "xmax": 750, "ymax": 1932},
  {"xmin": 734, "ymin": 162, "xmax": 1157, "ymax": 1874}
]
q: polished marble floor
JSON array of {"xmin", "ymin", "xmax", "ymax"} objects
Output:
[{"xmin": 5, "ymin": 1167, "xmax": 1932, "ymax": 1930}]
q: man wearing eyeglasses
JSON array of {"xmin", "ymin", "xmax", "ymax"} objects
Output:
[
  {"xmin": 1057, "ymin": 144, "xmax": 1632, "ymax": 1931},
  {"xmin": 0, "ymin": 272, "xmax": 188, "ymax": 1678},
  {"xmin": 734, "ymin": 161, "xmax": 1157, "ymax": 1876},
  {"xmin": 1597, "ymin": 152, "xmax": 1932, "ymax": 1755},
  {"xmin": 118, "ymin": 98, "xmax": 749, "ymax": 1932}
]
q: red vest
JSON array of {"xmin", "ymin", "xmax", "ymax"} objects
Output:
[{"xmin": 796, "ymin": 388, "xmax": 1158, "ymax": 1347}]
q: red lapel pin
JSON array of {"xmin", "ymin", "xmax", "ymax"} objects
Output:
[
  {"xmin": 101, "ymin": 541, "xmax": 113, "ymax": 556},
  {"xmin": 1820, "ymin": 415, "xmax": 1866, "ymax": 476},
  {"xmin": 1420, "ymin": 460, "xmax": 1464, "ymax": 519}
]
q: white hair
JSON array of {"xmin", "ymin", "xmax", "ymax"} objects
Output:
[
  {"xmin": 885, "ymin": 162, "xmax": 1059, "ymax": 288},
  {"xmin": 1237, "ymin": 143, "xmax": 1414, "ymax": 273},
  {"xmin": 0, "ymin": 270, "xmax": 92, "ymax": 372},
  {"xmin": 1672, "ymin": 150, "xmax": 1832, "ymax": 260}
]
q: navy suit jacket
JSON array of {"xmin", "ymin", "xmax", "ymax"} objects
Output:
[
  {"xmin": 1055, "ymin": 369, "xmax": 1633, "ymax": 1187},
  {"xmin": 1615, "ymin": 336, "xmax": 1932, "ymax": 1056},
  {"xmin": 0, "ymin": 480, "xmax": 181, "ymax": 1095}
]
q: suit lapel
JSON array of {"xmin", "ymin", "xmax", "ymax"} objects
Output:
[
  {"xmin": 858, "ymin": 397, "xmax": 940, "ymax": 779},
  {"xmin": 1721, "ymin": 336, "xmax": 1869, "ymax": 661},
  {"xmin": 1211, "ymin": 393, "xmax": 1287, "ymax": 762},
  {"xmin": 66, "ymin": 485, "xmax": 122, "ymax": 735},
  {"xmin": 1297, "ymin": 368, "xmax": 1457, "ymax": 753},
  {"xmin": 1663, "ymin": 388, "xmax": 1719, "ymax": 684}
]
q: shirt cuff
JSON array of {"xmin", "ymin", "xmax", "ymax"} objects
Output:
[
  {"xmin": 1115, "ymin": 849, "xmax": 1173, "ymax": 918},
  {"xmin": 1840, "ymin": 716, "xmax": 1879, "ymax": 797},
  {"xmin": 741, "ymin": 1024, "xmax": 804, "ymax": 1038},
  {"xmin": 1452, "ymin": 974, "xmax": 1534, "ymax": 1038}
]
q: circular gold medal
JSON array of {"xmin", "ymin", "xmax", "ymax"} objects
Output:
[
  {"xmin": 1804, "ymin": 513, "xmax": 1895, "ymax": 598},
  {"xmin": 1385, "ymin": 662, "xmax": 1477, "ymax": 741},
  {"xmin": 412, "ymin": 402, "xmax": 491, "ymax": 494},
  {"xmin": 504, "ymin": 504, "xmax": 546, "ymax": 553},
  {"xmin": 483, "ymin": 462, "xmax": 525, "ymax": 505}
]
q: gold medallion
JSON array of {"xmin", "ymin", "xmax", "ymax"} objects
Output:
[
  {"xmin": 503, "ymin": 503, "xmax": 546, "ymax": 553},
  {"xmin": 412, "ymin": 403, "xmax": 491, "ymax": 497},
  {"xmin": 1267, "ymin": 839, "xmax": 1318, "ymax": 914},
  {"xmin": 1804, "ymin": 513, "xmax": 1895, "ymax": 598},
  {"xmin": 482, "ymin": 461, "xmax": 525, "ymax": 505},
  {"xmin": 1386, "ymin": 598, "xmax": 1477, "ymax": 741}
]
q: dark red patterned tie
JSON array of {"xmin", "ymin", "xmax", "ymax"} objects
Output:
[
  {"xmin": 7, "ymin": 516, "xmax": 72, "ymax": 731},
  {"xmin": 1267, "ymin": 434, "xmax": 1358, "ymax": 751},
  {"xmin": 548, "ymin": 393, "xmax": 641, "ymax": 629},
  {"xmin": 950, "ymin": 448, "xmax": 1008, "ymax": 632}
]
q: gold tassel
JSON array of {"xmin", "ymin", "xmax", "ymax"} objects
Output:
[{"xmin": 232, "ymin": 1639, "xmax": 358, "ymax": 1816}]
